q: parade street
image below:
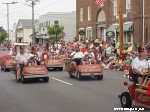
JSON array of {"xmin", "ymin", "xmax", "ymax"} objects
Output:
[{"xmin": 0, "ymin": 66, "xmax": 148, "ymax": 112}]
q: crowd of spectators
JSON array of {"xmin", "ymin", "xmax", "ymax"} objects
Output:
[
  {"xmin": 2, "ymin": 37, "xmax": 150, "ymax": 77},
  {"xmin": 65, "ymin": 38, "xmax": 150, "ymax": 77}
]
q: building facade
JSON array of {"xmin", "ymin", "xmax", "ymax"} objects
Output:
[
  {"xmin": 76, "ymin": 0, "xmax": 150, "ymax": 45},
  {"xmin": 36, "ymin": 11, "xmax": 76, "ymax": 43},
  {"xmin": 16, "ymin": 19, "xmax": 39, "ymax": 43}
]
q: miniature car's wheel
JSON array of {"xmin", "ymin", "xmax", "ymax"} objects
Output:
[
  {"xmin": 43, "ymin": 77, "xmax": 49, "ymax": 82},
  {"xmin": 97, "ymin": 75, "xmax": 103, "ymax": 80},
  {"xmin": 3, "ymin": 66, "xmax": 7, "ymax": 72},
  {"xmin": 77, "ymin": 72, "xmax": 82, "ymax": 80},
  {"xmin": 21, "ymin": 75, "xmax": 26, "ymax": 83},
  {"xmin": 69, "ymin": 71, "xmax": 73, "ymax": 78},
  {"xmin": 120, "ymin": 92, "xmax": 132, "ymax": 108},
  {"xmin": 1, "ymin": 66, "xmax": 3, "ymax": 70},
  {"xmin": 59, "ymin": 67, "xmax": 63, "ymax": 71},
  {"xmin": 46, "ymin": 67, "xmax": 49, "ymax": 71}
]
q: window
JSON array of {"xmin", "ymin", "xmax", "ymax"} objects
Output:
[
  {"xmin": 86, "ymin": 27, "xmax": 92, "ymax": 39},
  {"xmin": 54, "ymin": 20, "xmax": 59, "ymax": 25},
  {"xmin": 49, "ymin": 20, "xmax": 50, "ymax": 26},
  {"xmin": 114, "ymin": 0, "xmax": 117, "ymax": 16},
  {"xmin": 46, "ymin": 21, "xmax": 49, "ymax": 26},
  {"xmin": 126, "ymin": 32, "xmax": 131, "ymax": 42},
  {"xmin": 44, "ymin": 22, "xmax": 46, "ymax": 26},
  {"xmin": 80, "ymin": 8, "xmax": 83, "ymax": 22},
  {"xmin": 126, "ymin": 0, "xmax": 131, "ymax": 13},
  {"xmin": 88, "ymin": 6, "xmax": 91, "ymax": 21}
]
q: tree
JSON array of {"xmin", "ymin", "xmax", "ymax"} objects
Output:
[
  {"xmin": 47, "ymin": 25, "xmax": 64, "ymax": 43},
  {"xmin": 0, "ymin": 33, "xmax": 7, "ymax": 43}
]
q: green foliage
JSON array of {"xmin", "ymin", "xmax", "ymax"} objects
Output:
[
  {"xmin": 0, "ymin": 33, "xmax": 7, "ymax": 43},
  {"xmin": 47, "ymin": 25, "xmax": 64, "ymax": 43}
]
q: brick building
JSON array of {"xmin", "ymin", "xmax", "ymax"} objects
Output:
[{"xmin": 76, "ymin": 0, "xmax": 150, "ymax": 46}]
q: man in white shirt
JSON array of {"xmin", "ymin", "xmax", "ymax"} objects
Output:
[
  {"xmin": 70, "ymin": 47, "xmax": 84, "ymax": 73},
  {"xmin": 29, "ymin": 47, "xmax": 40, "ymax": 65},
  {"xmin": 131, "ymin": 46, "xmax": 149, "ymax": 87},
  {"xmin": 16, "ymin": 46, "xmax": 29, "ymax": 82},
  {"xmin": 83, "ymin": 48, "xmax": 96, "ymax": 64}
]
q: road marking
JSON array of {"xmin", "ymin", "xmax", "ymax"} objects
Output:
[{"xmin": 51, "ymin": 77, "xmax": 73, "ymax": 86}]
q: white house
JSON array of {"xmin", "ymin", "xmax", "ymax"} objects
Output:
[
  {"xmin": 16, "ymin": 19, "xmax": 39, "ymax": 43},
  {"xmin": 37, "ymin": 11, "xmax": 76, "ymax": 43}
]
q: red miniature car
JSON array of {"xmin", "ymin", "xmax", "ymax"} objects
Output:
[
  {"xmin": 16, "ymin": 65, "xmax": 49, "ymax": 83},
  {"xmin": 69, "ymin": 64, "xmax": 103, "ymax": 80},
  {"xmin": 119, "ymin": 75, "xmax": 150, "ymax": 108},
  {"xmin": 0, "ymin": 55, "xmax": 17, "ymax": 71},
  {"xmin": 44, "ymin": 59, "xmax": 63, "ymax": 71},
  {"xmin": 41, "ymin": 52, "xmax": 63, "ymax": 71}
]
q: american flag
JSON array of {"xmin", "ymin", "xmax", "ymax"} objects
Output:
[{"xmin": 95, "ymin": 0, "xmax": 106, "ymax": 7}]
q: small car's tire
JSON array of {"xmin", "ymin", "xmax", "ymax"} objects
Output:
[
  {"xmin": 46, "ymin": 67, "xmax": 49, "ymax": 71},
  {"xmin": 69, "ymin": 71, "xmax": 73, "ymax": 78},
  {"xmin": 43, "ymin": 77, "xmax": 49, "ymax": 82},
  {"xmin": 21, "ymin": 75, "xmax": 26, "ymax": 83},
  {"xmin": 59, "ymin": 67, "xmax": 63, "ymax": 71},
  {"xmin": 120, "ymin": 92, "xmax": 132, "ymax": 108},
  {"xmin": 97, "ymin": 75, "xmax": 103, "ymax": 80},
  {"xmin": 1, "ymin": 66, "xmax": 3, "ymax": 70},
  {"xmin": 77, "ymin": 72, "xmax": 82, "ymax": 81},
  {"xmin": 3, "ymin": 67, "xmax": 7, "ymax": 72}
]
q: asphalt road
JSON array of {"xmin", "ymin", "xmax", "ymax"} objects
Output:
[
  {"xmin": 0, "ymin": 51, "xmax": 149, "ymax": 112},
  {"xmin": 0, "ymin": 67, "xmax": 148, "ymax": 112}
]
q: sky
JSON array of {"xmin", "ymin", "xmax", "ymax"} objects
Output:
[{"xmin": 0, "ymin": 0, "xmax": 76, "ymax": 30}]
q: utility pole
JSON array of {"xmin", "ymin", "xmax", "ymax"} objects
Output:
[
  {"xmin": 32, "ymin": 1, "xmax": 35, "ymax": 44},
  {"xmin": 118, "ymin": 0, "xmax": 124, "ymax": 54},
  {"xmin": 26, "ymin": 0, "xmax": 39, "ymax": 45},
  {"xmin": 143, "ymin": 0, "xmax": 145, "ymax": 44},
  {"xmin": 2, "ymin": 2, "xmax": 17, "ymax": 42},
  {"xmin": 7, "ymin": 4, "xmax": 9, "ymax": 42}
]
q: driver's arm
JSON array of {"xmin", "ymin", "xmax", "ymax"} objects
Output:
[
  {"xmin": 132, "ymin": 68, "xmax": 142, "ymax": 75},
  {"xmin": 132, "ymin": 59, "xmax": 146, "ymax": 75},
  {"xmin": 29, "ymin": 53, "xmax": 35, "ymax": 59},
  {"xmin": 70, "ymin": 52, "xmax": 75, "ymax": 58}
]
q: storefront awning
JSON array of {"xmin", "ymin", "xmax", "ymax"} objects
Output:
[
  {"xmin": 117, "ymin": 22, "xmax": 133, "ymax": 32},
  {"xmin": 123, "ymin": 22, "xmax": 133, "ymax": 32},
  {"xmin": 106, "ymin": 24, "xmax": 119, "ymax": 37}
]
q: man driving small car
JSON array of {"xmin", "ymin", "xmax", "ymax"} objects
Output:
[
  {"xmin": 70, "ymin": 46, "xmax": 84, "ymax": 73},
  {"xmin": 131, "ymin": 46, "xmax": 149, "ymax": 87},
  {"xmin": 15, "ymin": 46, "xmax": 29, "ymax": 82}
]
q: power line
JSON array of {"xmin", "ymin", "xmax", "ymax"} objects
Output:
[
  {"xmin": 1, "ymin": 0, "xmax": 62, "ymax": 16},
  {"xmin": 35, "ymin": 0, "xmax": 61, "ymax": 11}
]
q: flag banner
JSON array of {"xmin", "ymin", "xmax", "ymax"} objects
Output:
[{"xmin": 95, "ymin": 0, "xmax": 106, "ymax": 7}]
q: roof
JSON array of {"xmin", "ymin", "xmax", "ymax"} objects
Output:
[
  {"xmin": 18, "ymin": 19, "xmax": 39, "ymax": 29},
  {"xmin": 0, "ymin": 26, "xmax": 6, "ymax": 33}
]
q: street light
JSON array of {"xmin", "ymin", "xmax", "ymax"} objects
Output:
[{"xmin": 2, "ymin": 2, "xmax": 17, "ymax": 42}]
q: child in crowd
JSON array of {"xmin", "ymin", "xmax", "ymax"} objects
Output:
[
  {"xmin": 112, "ymin": 57, "xmax": 124, "ymax": 71},
  {"xmin": 123, "ymin": 54, "xmax": 131, "ymax": 77}
]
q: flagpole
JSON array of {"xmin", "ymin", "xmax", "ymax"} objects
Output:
[{"xmin": 118, "ymin": 0, "xmax": 124, "ymax": 54}]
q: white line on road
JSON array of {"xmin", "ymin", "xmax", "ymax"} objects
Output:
[{"xmin": 51, "ymin": 77, "xmax": 73, "ymax": 86}]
